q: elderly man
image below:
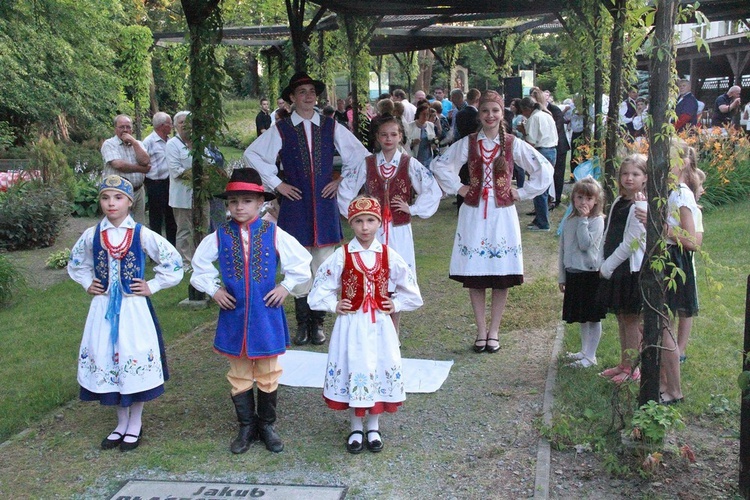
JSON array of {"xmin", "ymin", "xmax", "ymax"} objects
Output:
[
  {"xmin": 142, "ymin": 112, "xmax": 177, "ymax": 244},
  {"xmin": 100, "ymin": 115, "xmax": 150, "ymax": 223},
  {"xmin": 675, "ymin": 79, "xmax": 699, "ymax": 131},
  {"xmin": 244, "ymin": 72, "xmax": 369, "ymax": 346},
  {"xmin": 413, "ymin": 90, "xmax": 427, "ymax": 104},
  {"xmin": 711, "ymin": 85, "xmax": 742, "ymax": 127},
  {"xmin": 393, "ymin": 89, "xmax": 416, "ymax": 122}
]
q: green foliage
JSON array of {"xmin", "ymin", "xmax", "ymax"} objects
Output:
[
  {"xmin": 0, "ymin": 254, "xmax": 25, "ymax": 306},
  {"xmin": 0, "ymin": 122, "xmax": 15, "ymax": 150},
  {"xmin": 45, "ymin": 248, "xmax": 71, "ymax": 270},
  {"xmin": 59, "ymin": 141, "xmax": 104, "ymax": 175},
  {"xmin": 0, "ymin": 0, "xmax": 124, "ymax": 143},
  {"xmin": 71, "ymin": 175, "xmax": 100, "ymax": 218},
  {"xmin": 0, "ymin": 181, "xmax": 71, "ymax": 251},
  {"xmin": 631, "ymin": 400, "xmax": 685, "ymax": 443},
  {"xmin": 30, "ymin": 137, "xmax": 74, "ymax": 199},
  {"xmin": 118, "ymin": 25, "xmax": 153, "ymax": 135},
  {"xmin": 152, "ymin": 44, "xmax": 190, "ymax": 113}
]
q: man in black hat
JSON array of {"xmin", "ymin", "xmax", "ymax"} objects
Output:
[{"xmin": 244, "ymin": 72, "xmax": 369, "ymax": 347}]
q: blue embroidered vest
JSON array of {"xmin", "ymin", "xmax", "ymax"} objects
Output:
[
  {"xmin": 92, "ymin": 223, "xmax": 145, "ymax": 293},
  {"xmin": 276, "ymin": 116, "xmax": 342, "ymax": 247},
  {"xmin": 215, "ymin": 218, "xmax": 290, "ymax": 358}
]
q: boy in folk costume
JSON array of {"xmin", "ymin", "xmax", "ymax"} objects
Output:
[
  {"xmin": 244, "ymin": 72, "xmax": 369, "ymax": 346},
  {"xmin": 68, "ymin": 175, "xmax": 184, "ymax": 452},
  {"xmin": 191, "ymin": 168, "xmax": 312, "ymax": 453},
  {"xmin": 308, "ymin": 196, "xmax": 423, "ymax": 454}
]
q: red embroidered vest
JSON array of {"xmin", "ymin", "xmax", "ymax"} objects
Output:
[
  {"xmin": 364, "ymin": 154, "xmax": 412, "ymax": 227},
  {"xmin": 463, "ymin": 133, "xmax": 515, "ymax": 208},
  {"xmin": 341, "ymin": 244, "xmax": 391, "ymax": 314}
]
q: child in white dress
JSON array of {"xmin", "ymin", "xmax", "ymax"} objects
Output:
[
  {"xmin": 68, "ymin": 175, "xmax": 184, "ymax": 451},
  {"xmin": 308, "ymin": 196, "xmax": 422, "ymax": 454},
  {"xmin": 338, "ymin": 114, "xmax": 441, "ymax": 332}
]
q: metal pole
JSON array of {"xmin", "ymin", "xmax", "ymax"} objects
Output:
[{"xmin": 739, "ymin": 275, "xmax": 750, "ymax": 498}]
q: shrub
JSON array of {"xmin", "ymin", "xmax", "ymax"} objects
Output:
[
  {"xmin": 72, "ymin": 174, "xmax": 101, "ymax": 218},
  {"xmin": 46, "ymin": 248, "xmax": 71, "ymax": 269},
  {"xmin": 0, "ymin": 181, "xmax": 71, "ymax": 251},
  {"xmin": 30, "ymin": 137, "xmax": 75, "ymax": 200},
  {"xmin": 59, "ymin": 141, "xmax": 104, "ymax": 176},
  {"xmin": 0, "ymin": 253, "xmax": 26, "ymax": 305}
]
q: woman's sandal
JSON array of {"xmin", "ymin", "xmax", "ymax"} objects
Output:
[
  {"xmin": 366, "ymin": 430, "xmax": 384, "ymax": 452},
  {"xmin": 611, "ymin": 367, "xmax": 640, "ymax": 385},
  {"xmin": 347, "ymin": 430, "xmax": 365, "ymax": 454},
  {"xmin": 101, "ymin": 431, "xmax": 124, "ymax": 450},
  {"xmin": 599, "ymin": 365, "xmax": 625, "ymax": 378},
  {"xmin": 473, "ymin": 338, "xmax": 487, "ymax": 353},
  {"xmin": 486, "ymin": 336, "xmax": 501, "ymax": 354}
]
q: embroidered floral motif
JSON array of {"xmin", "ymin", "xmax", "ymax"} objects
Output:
[
  {"xmin": 250, "ymin": 220, "xmax": 271, "ymax": 283},
  {"xmin": 324, "ymin": 361, "xmax": 343, "ymax": 395},
  {"xmin": 383, "ymin": 365, "xmax": 404, "ymax": 397},
  {"xmin": 456, "ymin": 233, "xmax": 521, "ymax": 260},
  {"xmin": 79, "ymin": 347, "xmax": 163, "ymax": 389},
  {"xmin": 220, "ymin": 222, "xmax": 244, "ymax": 281}
]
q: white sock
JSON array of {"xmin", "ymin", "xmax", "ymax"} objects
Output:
[
  {"xmin": 110, "ymin": 406, "xmax": 130, "ymax": 438},
  {"xmin": 124, "ymin": 402, "xmax": 144, "ymax": 442},
  {"xmin": 349, "ymin": 409, "xmax": 363, "ymax": 444},
  {"xmin": 366, "ymin": 413, "xmax": 380, "ymax": 441},
  {"xmin": 583, "ymin": 322, "xmax": 602, "ymax": 362}
]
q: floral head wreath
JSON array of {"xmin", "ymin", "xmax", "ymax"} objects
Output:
[{"xmin": 347, "ymin": 196, "xmax": 382, "ymax": 223}]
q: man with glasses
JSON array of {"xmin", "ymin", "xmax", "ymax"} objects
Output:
[{"xmin": 101, "ymin": 114, "xmax": 151, "ymax": 223}]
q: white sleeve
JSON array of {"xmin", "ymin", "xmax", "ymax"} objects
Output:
[
  {"xmin": 513, "ymin": 139, "xmax": 553, "ymax": 200},
  {"xmin": 307, "ymin": 249, "xmax": 345, "ymax": 313},
  {"xmin": 600, "ymin": 207, "xmax": 645, "ymax": 279},
  {"xmin": 139, "ymin": 227, "xmax": 184, "ymax": 294},
  {"xmin": 190, "ymin": 232, "xmax": 222, "ymax": 297},
  {"xmin": 67, "ymin": 227, "xmax": 96, "ymax": 291},
  {"xmin": 430, "ymin": 136, "xmax": 470, "ymax": 195},
  {"xmin": 243, "ymin": 127, "xmax": 284, "ymax": 189},
  {"xmin": 275, "ymin": 228, "xmax": 313, "ymax": 292},
  {"xmin": 388, "ymin": 248, "xmax": 423, "ymax": 313},
  {"xmin": 334, "ymin": 123, "xmax": 369, "ymax": 180},
  {"xmin": 408, "ymin": 157, "xmax": 442, "ymax": 218},
  {"xmin": 337, "ymin": 156, "xmax": 368, "ymax": 217}
]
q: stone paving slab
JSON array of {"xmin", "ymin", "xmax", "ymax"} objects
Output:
[{"xmin": 110, "ymin": 480, "xmax": 346, "ymax": 500}]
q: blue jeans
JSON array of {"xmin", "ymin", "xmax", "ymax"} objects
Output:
[{"xmin": 532, "ymin": 147, "xmax": 556, "ymax": 229}]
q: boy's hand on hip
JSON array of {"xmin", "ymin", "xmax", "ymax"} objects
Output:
[
  {"xmin": 321, "ymin": 178, "xmax": 341, "ymax": 198},
  {"xmin": 87, "ymin": 278, "xmax": 105, "ymax": 295},
  {"xmin": 277, "ymin": 182, "xmax": 302, "ymax": 201},
  {"xmin": 263, "ymin": 285, "xmax": 289, "ymax": 308},
  {"xmin": 130, "ymin": 278, "xmax": 152, "ymax": 296},
  {"xmin": 213, "ymin": 288, "xmax": 236, "ymax": 310}
]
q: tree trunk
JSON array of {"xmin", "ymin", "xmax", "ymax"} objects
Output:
[
  {"xmin": 604, "ymin": 0, "xmax": 627, "ymax": 206},
  {"xmin": 639, "ymin": 0, "xmax": 678, "ymax": 407}
]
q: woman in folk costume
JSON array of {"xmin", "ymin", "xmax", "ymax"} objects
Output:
[
  {"xmin": 431, "ymin": 91, "xmax": 553, "ymax": 354},
  {"xmin": 337, "ymin": 114, "xmax": 441, "ymax": 332},
  {"xmin": 68, "ymin": 175, "xmax": 184, "ymax": 451},
  {"xmin": 308, "ymin": 196, "xmax": 423, "ymax": 454}
]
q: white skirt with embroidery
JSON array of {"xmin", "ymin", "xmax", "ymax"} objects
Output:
[
  {"xmin": 450, "ymin": 192, "xmax": 524, "ymax": 277},
  {"xmin": 323, "ymin": 309, "xmax": 405, "ymax": 408}
]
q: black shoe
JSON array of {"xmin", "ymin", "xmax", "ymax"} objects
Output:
[
  {"xmin": 101, "ymin": 431, "xmax": 124, "ymax": 450},
  {"xmin": 259, "ymin": 424, "xmax": 284, "ymax": 452},
  {"xmin": 347, "ymin": 430, "xmax": 365, "ymax": 454},
  {"xmin": 119, "ymin": 431, "xmax": 142, "ymax": 452},
  {"xmin": 486, "ymin": 337, "xmax": 501, "ymax": 353},
  {"xmin": 473, "ymin": 338, "xmax": 487, "ymax": 353},
  {"xmin": 310, "ymin": 322, "xmax": 326, "ymax": 345},
  {"xmin": 366, "ymin": 430, "xmax": 384, "ymax": 452},
  {"xmin": 293, "ymin": 323, "xmax": 310, "ymax": 345}
]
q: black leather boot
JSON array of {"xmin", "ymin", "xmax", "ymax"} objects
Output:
[
  {"xmin": 309, "ymin": 309, "xmax": 326, "ymax": 345},
  {"xmin": 293, "ymin": 297, "xmax": 310, "ymax": 345},
  {"xmin": 230, "ymin": 390, "xmax": 258, "ymax": 454},
  {"xmin": 257, "ymin": 389, "xmax": 284, "ymax": 452}
]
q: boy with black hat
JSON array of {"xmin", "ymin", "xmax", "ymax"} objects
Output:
[
  {"xmin": 244, "ymin": 71, "xmax": 369, "ymax": 347},
  {"xmin": 190, "ymin": 168, "xmax": 312, "ymax": 454}
]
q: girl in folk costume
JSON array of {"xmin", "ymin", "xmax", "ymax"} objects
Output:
[
  {"xmin": 338, "ymin": 114, "xmax": 441, "ymax": 332},
  {"xmin": 68, "ymin": 175, "xmax": 184, "ymax": 451},
  {"xmin": 431, "ymin": 91, "xmax": 554, "ymax": 353},
  {"xmin": 308, "ymin": 196, "xmax": 423, "ymax": 454}
]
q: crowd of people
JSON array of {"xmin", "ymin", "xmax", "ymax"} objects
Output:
[{"xmin": 68, "ymin": 71, "xmax": 733, "ymax": 457}]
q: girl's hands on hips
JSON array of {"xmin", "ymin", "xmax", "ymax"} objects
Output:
[
  {"xmin": 336, "ymin": 298, "xmax": 353, "ymax": 314},
  {"xmin": 87, "ymin": 278, "xmax": 105, "ymax": 295},
  {"xmin": 213, "ymin": 288, "xmax": 237, "ymax": 310},
  {"xmin": 511, "ymin": 188, "xmax": 520, "ymax": 202},
  {"xmin": 391, "ymin": 196, "xmax": 410, "ymax": 214},
  {"xmin": 457, "ymin": 185, "xmax": 469, "ymax": 197},
  {"xmin": 381, "ymin": 297, "xmax": 395, "ymax": 314},
  {"xmin": 263, "ymin": 284, "xmax": 289, "ymax": 308},
  {"xmin": 558, "ymin": 283, "xmax": 565, "ymax": 293},
  {"xmin": 130, "ymin": 278, "xmax": 152, "ymax": 296}
]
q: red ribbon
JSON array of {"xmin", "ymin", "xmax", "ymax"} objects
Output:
[
  {"xmin": 381, "ymin": 202, "xmax": 393, "ymax": 245},
  {"xmin": 362, "ymin": 294, "xmax": 378, "ymax": 323},
  {"xmin": 482, "ymin": 187, "xmax": 490, "ymax": 219},
  {"xmin": 225, "ymin": 182, "xmax": 265, "ymax": 193}
]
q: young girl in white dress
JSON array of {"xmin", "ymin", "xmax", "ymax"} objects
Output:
[
  {"xmin": 68, "ymin": 175, "xmax": 183, "ymax": 451},
  {"xmin": 308, "ymin": 196, "xmax": 422, "ymax": 454},
  {"xmin": 431, "ymin": 90, "xmax": 553, "ymax": 353},
  {"xmin": 558, "ymin": 177, "xmax": 607, "ymax": 367},
  {"xmin": 338, "ymin": 114, "xmax": 441, "ymax": 332}
]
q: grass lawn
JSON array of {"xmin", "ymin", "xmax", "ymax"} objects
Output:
[{"xmin": 550, "ymin": 197, "xmax": 750, "ymax": 450}]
